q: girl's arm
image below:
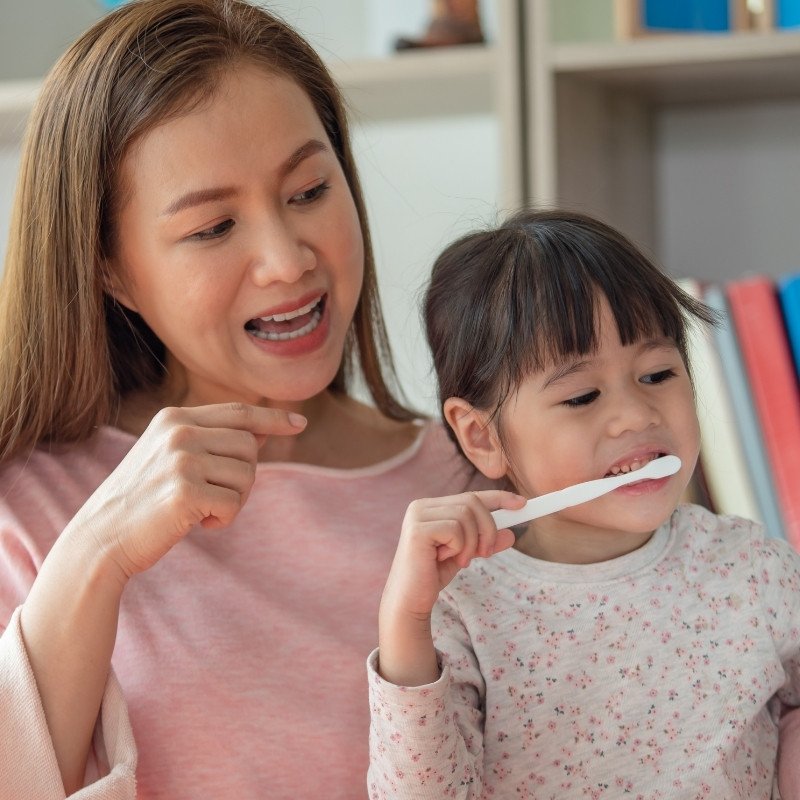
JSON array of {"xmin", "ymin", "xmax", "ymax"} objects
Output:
[
  {"xmin": 377, "ymin": 490, "xmax": 522, "ymax": 686},
  {"xmin": 368, "ymin": 591, "xmax": 492, "ymax": 800},
  {"xmin": 369, "ymin": 489, "xmax": 523, "ymax": 799},
  {"xmin": 13, "ymin": 403, "xmax": 305, "ymax": 796}
]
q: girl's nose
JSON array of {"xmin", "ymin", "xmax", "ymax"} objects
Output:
[
  {"xmin": 248, "ymin": 220, "xmax": 316, "ymax": 286},
  {"xmin": 606, "ymin": 390, "xmax": 661, "ymax": 438}
]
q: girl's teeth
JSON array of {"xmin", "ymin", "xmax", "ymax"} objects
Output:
[{"xmin": 609, "ymin": 457, "xmax": 655, "ymax": 476}]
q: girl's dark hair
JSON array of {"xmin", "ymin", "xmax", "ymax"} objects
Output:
[
  {"xmin": 0, "ymin": 0, "xmax": 414, "ymax": 463},
  {"xmin": 424, "ymin": 208, "xmax": 716, "ymax": 447}
]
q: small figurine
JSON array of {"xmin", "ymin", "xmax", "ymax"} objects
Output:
[{"xmin": 394, "ymin": 0, "xmax": 484, "ymax": 50}]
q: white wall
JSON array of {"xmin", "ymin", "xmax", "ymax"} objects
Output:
[{"xmin": 656, "ymin": 99, "xmax": 800, "ymax": 283}]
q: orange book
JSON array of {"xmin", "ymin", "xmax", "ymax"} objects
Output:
[{"xmin": 727, "ymin": 276, "xmax": 800, "ymax": 549}]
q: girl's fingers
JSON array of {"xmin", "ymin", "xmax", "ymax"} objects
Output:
[{"xmin": 491, "ymin": 528, "xmax": 516, "ymax": 555}]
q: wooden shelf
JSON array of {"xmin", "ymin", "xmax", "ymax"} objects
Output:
[
  {"xmin": 331, "ymin": 45, "xmax": 496, "ymax": 122},
  {"xmin": 0, "ymin": 45, "xmax": 498, "ymax": 147},
  {"xmin": 551, "ymin": 30, "xmax": 800, "ymax": 104}
]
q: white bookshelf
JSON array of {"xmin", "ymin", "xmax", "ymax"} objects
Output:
[{"xmin": 527, "ymin": 2, "xmax": 800, "ymax": 279}]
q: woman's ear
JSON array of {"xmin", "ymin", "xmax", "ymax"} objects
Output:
[
  {"xmin": 443, "ymin": 397, "xmax": 508, "ymax": 480},
  {"xmin": 102, "ymin": 260, "xmax": 138, "ymax": 313}
]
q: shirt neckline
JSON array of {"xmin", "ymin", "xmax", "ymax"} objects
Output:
[
  {"xmin": 493, "ymin": 515, "xmax": 674, "ymax": 585},
  {"xmin": 97, "ymin": 419, "xmax": 433, "ymax": 479}
]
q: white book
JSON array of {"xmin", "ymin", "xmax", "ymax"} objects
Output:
[{"xmin": 679, "ymin": 278, "xmax": 761, "ymax": 523}]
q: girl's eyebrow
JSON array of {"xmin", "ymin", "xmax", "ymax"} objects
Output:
[
  {"xmin": 542, "ymin": 337, "xmax": 676, "ymax": 389},
  {"xmin": 160, "ymin": 139, "xmax": 329, "ymax": 217},
  {"xmin": 543, "ymin": 360, "xmax": 592, "ymax": 389}
]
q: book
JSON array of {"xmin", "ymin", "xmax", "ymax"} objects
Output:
[
  {"xmin": 726, "ymin": 276, "xmax": 800, "ymax": 547},
  {"xmin": 779, "ymin": 273, "xmax": 800, "ymax": 378},
  {"xmin": 703, "ymin": 285, "xmax": 786, "ymax": 540},
  {"xmin": 641, "ymin": 0, "xmax": 730, "ymax": 32},
  {"xmin": 679, "ymin": 279, "xmax": 761, "ymax": 523}
]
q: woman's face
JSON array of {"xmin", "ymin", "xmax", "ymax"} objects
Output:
[{"xmin": 109, "ymin": 63, "xmax": 364, "ymax": 407}]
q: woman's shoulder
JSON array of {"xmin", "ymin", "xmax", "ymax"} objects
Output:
[{"xmin": 0, "ymin": 427, "xmax": 132, "ymax": 520}]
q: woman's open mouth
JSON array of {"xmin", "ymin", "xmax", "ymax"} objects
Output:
[{"xmin": 244, "ymin": 295, "xmax": 325, "ymax": 342}]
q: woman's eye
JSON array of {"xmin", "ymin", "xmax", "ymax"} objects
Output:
[
  {"xmin": 641, "ymin": 368, "xmax": 677, "ymax": 385},
  {"xmin": 291, "ymin": 182, "xmax": 331, "ymax": 206},
  {"xmin": 191, "ymin": 219, "xmax": 234, "ymax": 241},
  {"xmin": 562, "ymin": 389, "xmax": 600, "ymax": 408}
]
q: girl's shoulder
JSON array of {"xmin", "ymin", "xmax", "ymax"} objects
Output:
[{"xmin": 672, "ymin": 502, "xmax": 799, "ymax": 569}]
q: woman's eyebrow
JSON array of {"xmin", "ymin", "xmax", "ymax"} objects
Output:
[
  {"xmin": 278, "ymin": 138, "xmax": 329, "ymax": 180},
  {"xmin": 160, "ymin": 139, "xmax": 329, "ymax": 217},
  {"xmin": 161, "ymin": 186, "xmax": 238, "ymax": 217}
]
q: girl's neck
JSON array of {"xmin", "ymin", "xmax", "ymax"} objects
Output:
[{"xmin": 513, "ymin": 525, "xmax": 655, "ymax": 565}]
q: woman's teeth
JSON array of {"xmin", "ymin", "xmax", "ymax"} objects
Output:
[
  {"xmin": 246, "ymin": 297, "xmax": 323, "ymax": 341},
  {"xmin": 258, "ymin": 297, "xmax": 320, "ymax": 323}
]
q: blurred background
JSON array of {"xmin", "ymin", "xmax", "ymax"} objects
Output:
[{"xmin": 1, "ymin": 0, "xmax": 800, "ymax": 415}]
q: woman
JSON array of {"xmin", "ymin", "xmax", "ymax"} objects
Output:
[{"xmin": 0, "ymin": 1, "xmax": 481, "ymax": 797}]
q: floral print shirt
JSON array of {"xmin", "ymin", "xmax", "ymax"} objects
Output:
[{"xmin": 367, "ymin": 504, "xmax": 800, "ymax": 799}]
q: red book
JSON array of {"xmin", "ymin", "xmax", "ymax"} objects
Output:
[{"xmin": 727, "ymin": 276, "xmax": 800, "ymax": 549}]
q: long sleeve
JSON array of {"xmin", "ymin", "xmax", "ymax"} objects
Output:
[
  {"xmin": 757, "ymin": 537, "xmax": 800, "ymax": 799},
  {"xmin": 0, "ymin": 481, "xmax": 138, "ymax": 800},
  {"xmin": 366, "ymin": 596, "xmax": 486, "ymax": 800},
  {"xmin": 780, "ymin": 707, "xmax": 800, "ymax": 800},
  {"xmin": 0, "ymin": 607, "xmax": 137, "ymax": 799}
]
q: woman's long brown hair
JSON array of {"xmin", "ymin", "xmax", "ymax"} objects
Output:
[{"xmin": 0, "ymin": 0, "xmax": 414, "ymax": 464}]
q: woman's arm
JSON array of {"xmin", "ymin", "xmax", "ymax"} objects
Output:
[{"xmin": 15, "ymin": 403, "xmax": 305, "ymax": 795}]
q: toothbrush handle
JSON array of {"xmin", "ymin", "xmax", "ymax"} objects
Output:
[{"xmin": 491, "ymin": 475, "xmax": 623, "ymax": 529}]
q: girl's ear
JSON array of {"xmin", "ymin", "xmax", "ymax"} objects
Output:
[
  {"xmin": 102, "ymin": 260, "xmax": 139, "ymax": 313},
  {"xmin": 443, "ymin": 397, "xmax": 508, "ymax": 480}
]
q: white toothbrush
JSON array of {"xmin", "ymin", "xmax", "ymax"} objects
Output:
[{"xmin": 491, "ymin": 455, "xmax": 682, "ymax": 529}]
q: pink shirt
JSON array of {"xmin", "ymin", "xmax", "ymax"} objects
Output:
[{"xmin": 0, "ymin": 421, "xmax": 480, "ymax": 799}]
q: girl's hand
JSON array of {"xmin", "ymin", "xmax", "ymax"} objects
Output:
[
  {"xmin": 66, "ymin": 403, "xmax": 306, "ymax": 583},
  {"xmin": 377, "ymin": 490, "xmax": 524, "ymax": 686}
]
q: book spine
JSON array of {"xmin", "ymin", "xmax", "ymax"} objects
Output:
[{"xmin": 727, "ymin": 277, "xmax": 800, "ymax": 547}]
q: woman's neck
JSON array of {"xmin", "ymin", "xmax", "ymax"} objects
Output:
[{"xmin": 115, "ymin": 386, "xmax": 421, "ymax": 469}]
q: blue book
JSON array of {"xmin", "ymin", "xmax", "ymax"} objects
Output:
[
  {"xmin": 779, "ymin": 273, "xmax": 800, "ymax": 378},
  {"xmin": 703, "ymin": 285, "xmax": 786, "ymax": 540},
  {"xmin": 777, "ymin": 0, "xmax": 800, "ymax": 28},
  {"xmin": 642, "ymin": 0, "xmax": 730, "ymax": 32}
]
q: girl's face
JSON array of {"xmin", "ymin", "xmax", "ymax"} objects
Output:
[
  {"xmin": 499, "ymin": 295, "xmax": 700, "ymax": 547},
  {"xmin": 109, "ymin": 63, "xmax": 364, "ymax": 407}
]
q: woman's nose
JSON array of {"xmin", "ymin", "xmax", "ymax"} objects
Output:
[{"xmin": 248, "ymin": 220, "xmax": 315, "ymax": 286}]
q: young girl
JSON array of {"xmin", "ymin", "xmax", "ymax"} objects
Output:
[
  {"xmin": 368, "ymin": 209, "xmax": 800, "ymax": 798},
  {"xmin": 0, "ymin": 2, "xmax": 485, "ymax": 798}
]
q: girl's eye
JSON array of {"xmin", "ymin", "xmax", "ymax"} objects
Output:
[
  {"xmin": 291, "ymin": 181, "xmax": 331, "ymax": 206},
  {"xmin": 562, "ymin": 389, "xmax": 600, "ymax": 408},
  {"xmin": 641, "ymin": 368, "xmax": 677, "ymax": 385},
  {"xmin": 191, "ymin": 219, "xmax": 234, "ymax": 241}
]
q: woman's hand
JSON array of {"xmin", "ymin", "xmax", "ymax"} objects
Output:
[
  {"xmin": 377, "ymin": 489, "xmax": 524, "ymax": 686},
  {"xmin": 68, "ymin": 402, "xmax": 306, "ymax": 582}
]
